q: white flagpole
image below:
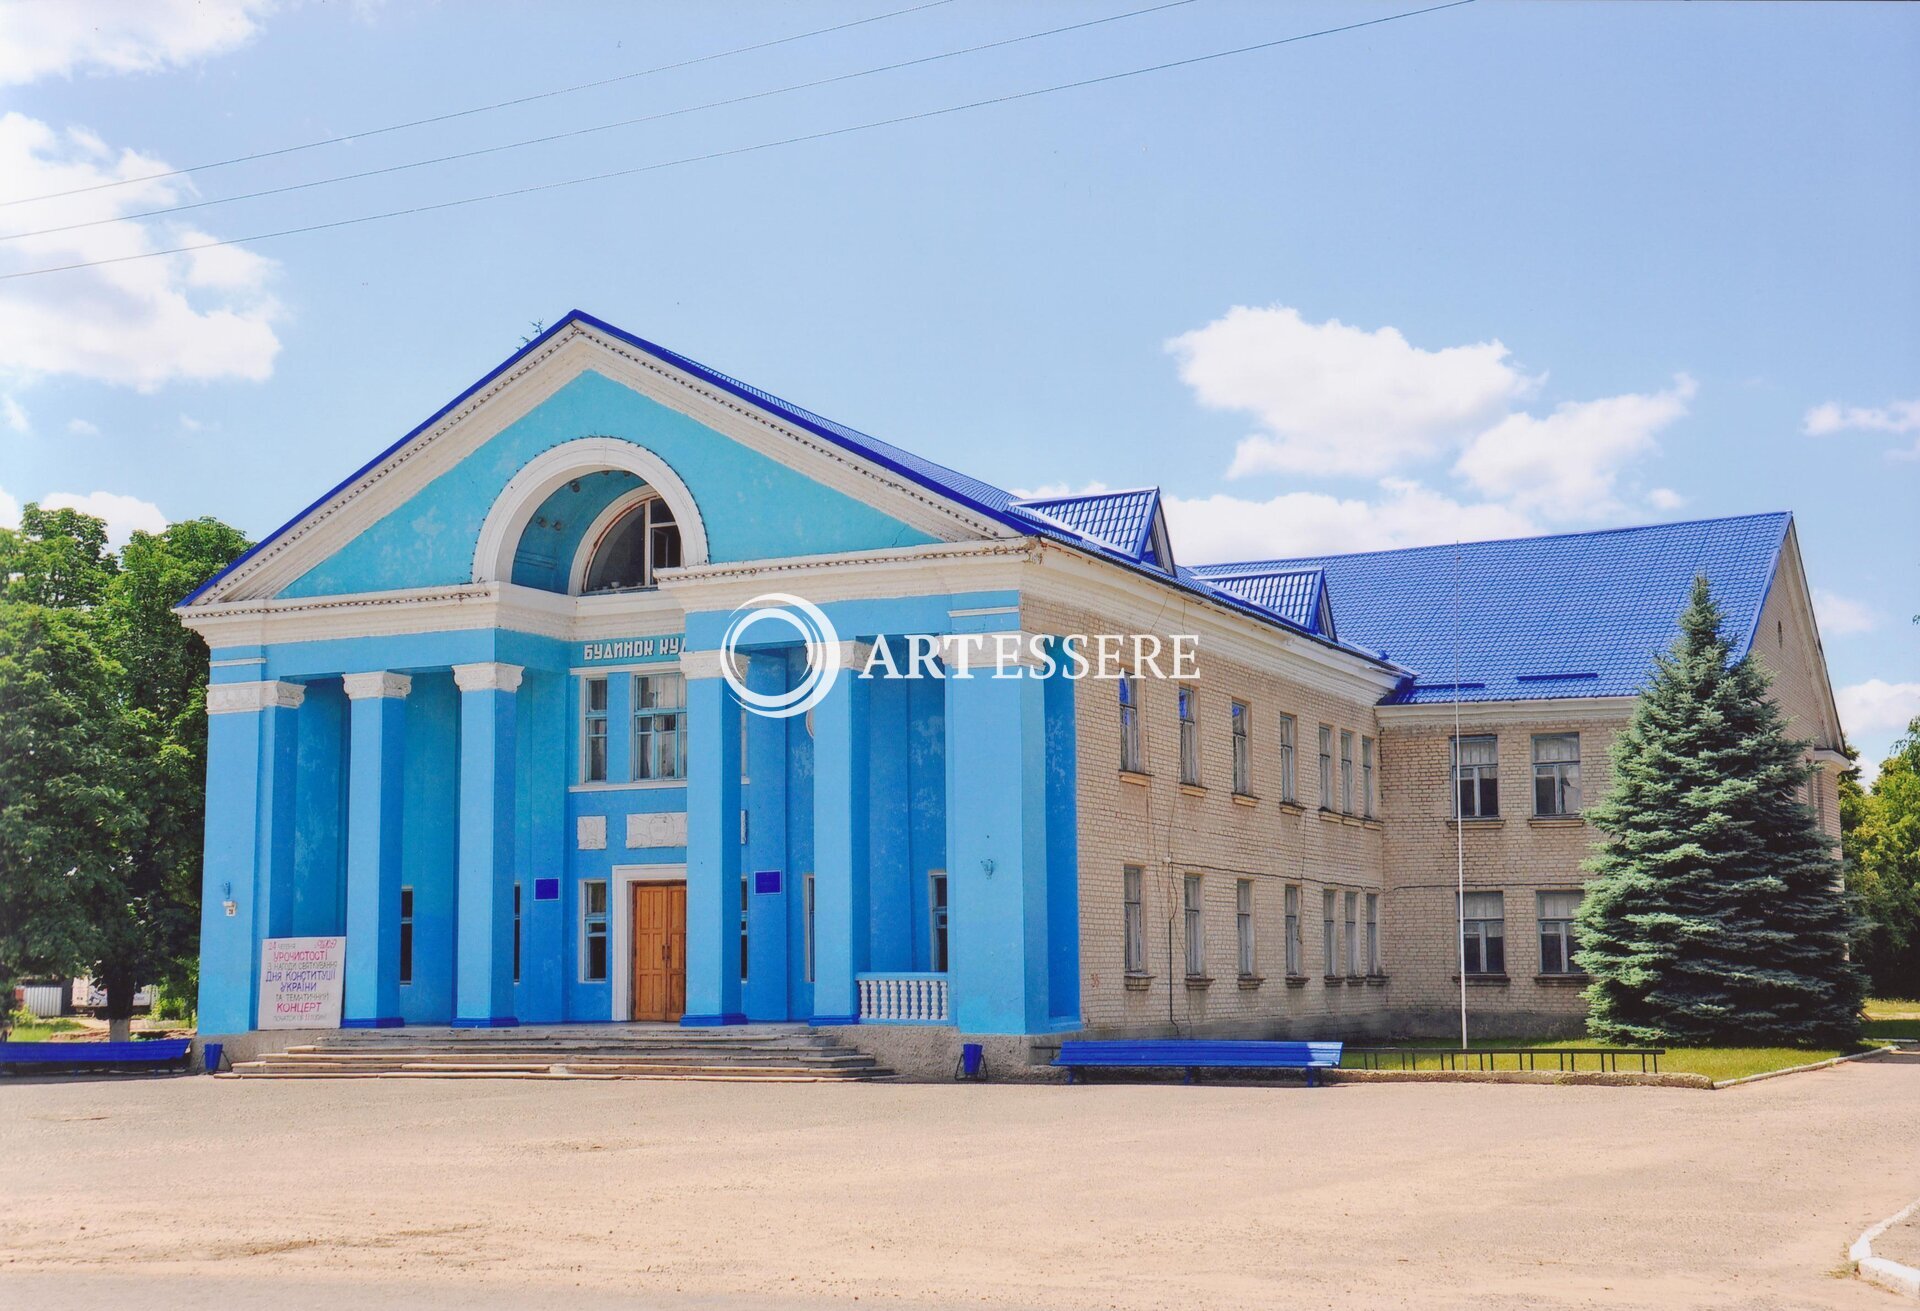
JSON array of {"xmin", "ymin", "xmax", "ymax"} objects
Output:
[{"xmin": 1454, "ymin": 542, "xmax": 1467, "ymax": 1050}]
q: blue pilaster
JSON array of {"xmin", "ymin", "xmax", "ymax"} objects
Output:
[
  {"xmin": 743, "ymin": 653, "xmax": 791, "ymax": 1020},
  {"xmin": 197, "ymin": 680, "xmax": 303, "ymax": 1035},
  {"xmin": 682, "ymin": 661, "xmax": 744, "ymax": 1026},
  {"xmin": 810, "ymin": 654, "xmax": 871, "ymax": 1025},
  {"xmin": 341, "ymin": 672, "xmax": 409, "ymax": 1028},
  {"xmin": 453, "ymin": 662, "xmax": 521, "ymax": 1027},
  {"xmin": 944, "ymin": 638, "xmax": 1054, "ymax": 1035}
]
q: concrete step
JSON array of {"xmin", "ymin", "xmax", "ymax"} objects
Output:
[
  {"xmin": 262, "ymin": 1051, "xmax": 880, "ymax": 1068},
  {"xmin": 233, "ymin": 1059, "xmax": 880, "ymax": 1078}
]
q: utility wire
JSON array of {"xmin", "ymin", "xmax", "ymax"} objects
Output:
[
  {"xmin": 0, "ymin": 0, "xmax": 1475, "ymax": 283},
  {"xmin": 1, "ymin": 0, "xmax": 1200, "ymax": 244},
  {"xmin": 0, "ymin": 0, "xmax": 960, "ymax": 209}
]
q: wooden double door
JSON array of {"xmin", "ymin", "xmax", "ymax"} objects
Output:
[{"xmin": 630, "ymin": 882, "xmax": 687, "ymax": 1022}]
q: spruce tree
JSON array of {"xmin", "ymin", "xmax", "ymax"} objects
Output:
[{"xmin": 1576, "ymin": 576, "xmax": 1864, "ymax": 1046}]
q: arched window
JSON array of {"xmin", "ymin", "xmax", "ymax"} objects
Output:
[{"xmin": 582, "ymin": 495, "xmax": 681, "ymax": 593}]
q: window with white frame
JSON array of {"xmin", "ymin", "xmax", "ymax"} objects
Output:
[
  {"xmin": 582, "ymin": 677, "xmax": 609, "ymax": 782},
  {"xmin": 1365, "ymin": 892, "xmax": 1380, "ymax": 975},
  {"xmin": 1183, "ymin": 874, "xmax": 1205, "ymax": 977},
  {"xmin": 1453, "ymin": 735, "xmax": 1499, "ymax": 818},
  {"xmin": 1178, "ymin": 686, "xmax": 1200, "ymax": 785},
  {"xmin": 399, "ymin": 886, "xmax": 414, "ymax": 985},
  {"xmin": 582, "ymin": 494, "xmax": 681, "ymax": 593},
  {"xmin": 1538, "ymin": 890, "xmax": 1581, "ymax": 975},
  {"xmin": 1278, "ymin": 714, "xmax": 1297, "ymax": 803},
  {"xmin": 632, "ymin": 672, "xmax": 686, "ymax": 780},
  {"xmin": 1231, "ymin": 700, "xmax": 1251, "ymax": 795},
  {"xmin": 1460, "ymin": 890, "xmax": 1505, "ymax": 975},
  {"xmin": 1123, "ymin": 865, "xmax": 1146, "ymax": 975},
  {"xmin": 1340, "ymin": 731, "xmax": 1355, "ymax": 815},
  {"xmin": 1322, "ymin": 888, "xmax": 1337, "ymax": 976},
  {"xmin": 1343, "ymin": 891, "xmax": 1358, "ymax": 976},
  {"xmin": 1318, "ymin": 725, "xmax": 1334, "ymax": 809},
  {"xmin": 802, "ymin": 873, "xmax": 816, "ymax": 983},
  {"xmin": 582, "ymin": 880, "xmax": 609, "ymax": 982},
  {"xmin": 929, "ymin": 870, "xmax": 950, "ymax": 972},
  {"xmin": 1532, "ymin": 733, "xmax": 1581, "ymax": 817},
  {"xmin": 1284, "ymin": 884, "xmax": 1302, "ymax": 975},
  {"xmin": 1118, "ymin": 674, "xmax": 1143, "ymax": 773},
  {"xmin": 1236, "ymin": 879, "xmax": 1256, "ymax": 977},
  {"xmin": 1362, "ymin": 736, "xmax": 1376, "ymax": 818}
]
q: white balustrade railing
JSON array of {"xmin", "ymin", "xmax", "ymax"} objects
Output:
[{"xmin": 856, "ymin": 972, "xmax": 950, "ymax": 1024}]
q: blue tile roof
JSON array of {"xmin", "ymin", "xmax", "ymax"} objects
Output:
[
  {"xmin": 1201, "ymin": 568, "xmax": 1334, "ymax": 637},
  {"xmin": 1009, "ymin": 488, "xmax": 1160, "ymax": 560},
  {"xmin": 1190, "ymin": 513, "xmax": 1792, "ymax": 703}
]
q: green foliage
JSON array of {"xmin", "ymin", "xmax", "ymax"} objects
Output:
[
  {"xmin": 1575, "ymin": 576, "xmax": 1865, "ymax": 1046},
  {"xmin": 1843, "ymin": 719, "xmax": 1920, "ymax": 998},
  {"xmin": 0, "ymin": 506, "xmax": 248, "ymax": 1018}
]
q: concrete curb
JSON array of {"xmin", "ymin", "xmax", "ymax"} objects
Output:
[
  {"xmin": 1326, "ymin": 1068, "xmax": 1712, "ymax": 1089},
  {"xmin": 1852, "ymin": 1198, "xmax": 1920, "ymax": 1300},
  {"xmin": 1710, "ymin": 1044, "xmax": 1898, "ymax": 1090}
]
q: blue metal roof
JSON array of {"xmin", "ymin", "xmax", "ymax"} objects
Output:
[
  {"xmin": 1009, "ymin": 488, "xmax": 1160, "ymax": 561},
  {"xmin": 1201, "ymin": 568, "xmax": 1333, "ymax": 637},
  {"xmin": 1191, "ymin": 513, "xmax": 1792, "ymax": 704}
]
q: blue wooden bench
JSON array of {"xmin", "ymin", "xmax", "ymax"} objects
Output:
[
  {"xmin": 1053, "ymin": 1039, "xmax": 1344, "ymax": 1086},
  {"xmin": 0, "ymin": 1038, "xmax": 193, "ymax": 1075}
]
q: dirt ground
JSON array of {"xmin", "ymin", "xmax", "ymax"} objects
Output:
[{"xmin": 3, "ymin": 1053, "xmax": 1918, "ymax": 1311}]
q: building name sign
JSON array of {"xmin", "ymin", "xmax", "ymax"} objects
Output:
[
  {"xmin": 258, "ymin": 936, "xmax": 345, "ymax": 1029},
  {"xmin": 580, "ymin": 635, "xmax": 684, "ymax": 663}
]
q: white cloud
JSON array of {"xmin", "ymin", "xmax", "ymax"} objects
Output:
[
  {"xmin": 0, "ymin": 112, "xmax": 282, "ymax": 390},
  {"xmin": 179, "ymin": 413, "xmax": 206, "ymax": 432},
  {"xmin": 1803, "ymin": 398, "xmax": 1920, "ymax": 460},
  {"xmin": 1163, "ymin": 479, "xmax": 1538, "ymax": 564},
  {"xmin": 1647, "ymin": 487, "xmax": 1686, "ymax": 511},
  {"xmin": 0, "ymin": 485, "xmax": 18, "ymax": 529},
  {"xmin": 1812, "ymin": 590, "xmax": 1878, "ymax": 637},
  {"xmin": 0, "ymin": 0, "xmax": 273, "ymax": 87},
  {"xmin": 66, "ymin": 418, "xmax": 99, "ymax": 436},
  {"xmin": 1837, "ymin": 679, "xmax": 1920, "ymax": 746},
  {"xmin": 1, "ymin": 394, "xmax": 27, "ymax": 434},
  {"xmin": 1453, "ymin": 376, "xmax": 1695, "ymax": 521},
  {"xmin": 1008, "ymin": 481, "xmax": 1110, "ymax": 500},
  {"xmin": 39, "ymin": 489, "xmax": 167, "ymax": 547},
  {"xmin": 1167, "ymin": 306, "xmax": 1536, "ymax": 478}
]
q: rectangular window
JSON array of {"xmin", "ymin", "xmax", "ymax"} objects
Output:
[
  {"xmin": 632, "ymin": 672, "xmax": 686, "ymax": 780},
  {"xmin": 1538, "ymin": 890, "xmax": 1582, "ymax": 975},
  {"xmin": 1283, "ymin": 885, "xmax": 1302, "ymax": 975},
  {"xmin": 399, "ymin": 886, "xmax": 414, "ymax": 985},
  {"xmin": 512, "ymin": 882, "xmax": 522, "ymax": 985},
  {"xmin": 1532, "ymin": 733, "xmax": 1581, "ymax": 817},
  {"xmin": 1321, "ymin": 889, "xmax": 1337, "ymax": 976},
  {"xmin": 1365, "ymin": 893, "xmax": 1380, "ymax": 975},
  {"xmin": 1183, "ymin": 874, "xmax": 1206, "ymax": 977},
  {"xmin": 1118, "ymin": 675, "xmax": 1143, "ymax": 773},
  {"xmin": 1362, "ymin": 736, "xmax": 1376, "ymax": 818},
  {"xmin": 582, "ymin": 880, "xmax": 609, "ymax": 982},
  {"xmin": 1123, "ymin": 865, "xmax": 1146, "ymax": 975},
  {"xmin": 1343, "ymin": 891, "xmax": 1358, "ymax": 976},
  {"xmin": 1178, "ymin": 686, "xmax": 1200, "ymax": 785},
  {"xmin": 1236, "ymin": 879, "xmax": 1256, "ymax": 977},
  {"xmin": 1461, "ymin": 890, "xmax": 1505, "ymax": 976},
  {"xmin": 1231, "ymin": 700, "xmax": 1251, "ymax": 795},
  {"xmin": 929, "ymin": 870, "xmax": 950, "ymax": 973},
  {"xmin": 582, "ymin": 677, "xmax": 609, "ymax": 782},
  {"xmin": 1340, "ymin": 731, "xmax": 1355, "ymax": 815},
  {"xmin": 1278, "ymin": 714, "xmax": 1297, "ymax": 803},
  {"xmin": 803, "ymin": 873, "xmax": 816, "ymax": 984},
  {"xmin": 739, "ymin": 873, "xmax": 750, "ymax": 982},
  {"xmin": 1318, "ymin": 725, "xmax": 1334, "ymax": 809},
  {"xmin": 1453, "ymin": 735, "xmax": 1499, "ymax": 818}
]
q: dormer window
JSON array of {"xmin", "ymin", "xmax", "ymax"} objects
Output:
[{"xmin": 583, "ymin": 495, "xmax": 681, "ymax": 593}]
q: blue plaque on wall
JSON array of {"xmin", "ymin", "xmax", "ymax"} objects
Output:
[
  {"xmin": 533, "ymin": 877, "xmax": 561, "ymax": 901},
  {"xmin": 754, "ymin": 870, "xmax": 781, "ymax": 895}
]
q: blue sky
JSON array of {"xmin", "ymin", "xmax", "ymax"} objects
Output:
[{"xmin": 0, "ymin": 0, "xmax": 1915, "ymax": 768}]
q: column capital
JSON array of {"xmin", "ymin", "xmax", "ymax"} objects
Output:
[
  {"xmin": 342, "ymin": 671, "xmax": 413, "ymax": 701},
  {"xmin": 680, "ymin": 650, "xmax": 742, "ymax": 682},
  {"xmin": 206, "ymin": 680, "xmax": 305, "ymax": 715},
  {"xmin": 939, "ymin": 631, "xmax": 1048, "ymax": 674},
  {"xmin": 452, "ymin": 662, "xmax": 524, "ymax": 693}
]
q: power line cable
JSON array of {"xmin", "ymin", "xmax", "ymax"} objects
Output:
[
  {"xmin": 0, "ymin": 0, "xmax": 960, "ymax": 210},
  {"xmin": 0, "ymin": 0, "xmax": 1475, "ymax": 283},
  {"xmin": 1, "ymin": 0, "xmax": 1200, "ymax": 244}
]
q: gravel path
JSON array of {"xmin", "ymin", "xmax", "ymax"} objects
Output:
[{"xmin": 4, "ymin": 1051, "xmax": 1917, "ymax": 1310}]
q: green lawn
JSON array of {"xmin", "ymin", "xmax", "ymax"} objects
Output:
[
  {"xmin": 1862, "ymin": 997, "xmax": 1920, "ymax": 1043},
  {"xmin": 2, "ymin": 1014, "xmax": 86, "ymax": 1043}
]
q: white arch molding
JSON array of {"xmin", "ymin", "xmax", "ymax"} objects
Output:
[{"xmin": 472, "ymin": 436, "xmax": 710, "ymax": 587}]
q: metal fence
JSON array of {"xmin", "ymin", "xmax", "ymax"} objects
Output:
[{"xmin": 1344, "ymin": 1047, "xmax": 1664, "ymax": 1073}]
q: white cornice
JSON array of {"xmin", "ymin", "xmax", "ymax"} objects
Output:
[
  {"xmin": 654, "ymin": 539, "xmax": 1036, "ymax": 614},
  {"xmin": 175, "ymin": 581, "xmax": 577, "ymax": 647},
  {"xmin": 190, "ymin": 322, "xmax": 1014, "ymax": 607},
  {"xmin": 1375, "ymin": 696, "xmax": 1638, "ymax": 727}
]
